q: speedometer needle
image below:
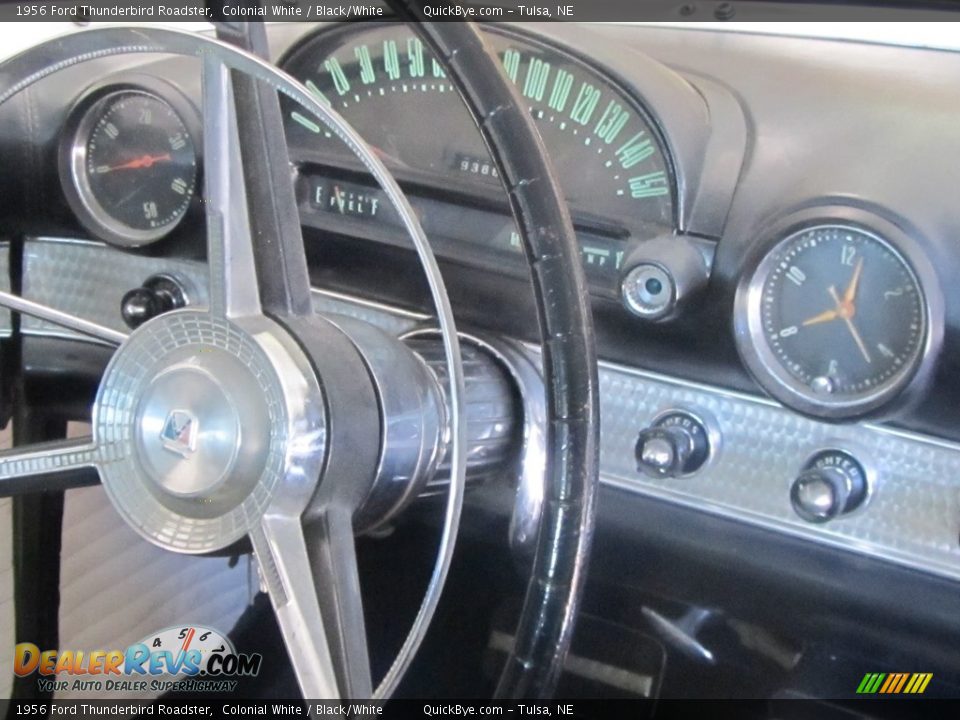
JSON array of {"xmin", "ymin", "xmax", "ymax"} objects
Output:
[
  {"xmin": 828, "ymin": 285, "xmax": 872, "ymax": 364},
  {"xmin": 95, "ymin": 153, "xmax": 172, "ymax": 173}
]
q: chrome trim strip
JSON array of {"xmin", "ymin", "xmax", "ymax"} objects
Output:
[
  {"xmin": 0, "ymin": 243, "xmax": 11, "ymax": 339},
  {"xmin": 19, "ymin": 237, "xmax": 960, "ymax": 583}
]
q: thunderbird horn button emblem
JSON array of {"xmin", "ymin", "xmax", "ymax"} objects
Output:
[{"xmin": 160, "ymin": 409, "xmax": 199, "ymax": 458}]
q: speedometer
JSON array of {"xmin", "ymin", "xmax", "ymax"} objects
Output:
[{"xmin": 280, "ymin": 23, "xmax": 675, "ymax": 281}]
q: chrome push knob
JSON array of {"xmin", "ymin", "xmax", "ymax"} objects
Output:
[
  {"xmin": 121, "ymin": 274, "xmax": 187, "ymax": 329},
  {"xmin": 635, "ymin": 411, "xmax": 711, "ymax": 479},
  {"xmin": 790, "ymin": 450, "xmax": 868, "ymax": 523}
]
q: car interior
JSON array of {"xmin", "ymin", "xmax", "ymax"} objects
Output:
[{"xmin": 1, "ymin": 3, "xmax": 960, "ymax": 714}]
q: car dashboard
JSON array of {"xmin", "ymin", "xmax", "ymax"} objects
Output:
[{"xmin": 2, "ymin": 18, "xmax": 960, "ymax": 700}]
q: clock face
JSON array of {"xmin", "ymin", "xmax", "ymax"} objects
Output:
[{"xmin": 738, "ymin": 224, "xmax": 929, "ymax": 418}]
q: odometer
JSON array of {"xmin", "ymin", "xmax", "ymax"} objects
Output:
[
  {"xmin": 735, "ymin": 217, "xmax": 940, "ymax": 419},
  {"xmin": 280, "ymin": 23, "xmax": 674, "ymax": 244}
]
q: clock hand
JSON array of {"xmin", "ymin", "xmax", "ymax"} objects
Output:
[
  {"xmin": 843, "ymin": 257, "xmax": 864, "ymax": 306},
  {"xmin": 829, "ymin": 285, "xmax": 872, "ymax": 364},
  {"xmin": 802, "ymin": 308, "xmax": 839, "ymax": 326}
]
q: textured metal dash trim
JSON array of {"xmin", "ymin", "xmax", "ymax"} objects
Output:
[
  {"xmin": 588, "ymin": 356, "xmax": 960, "ymax": 582},
  {"xmin": 20, "ymin": 237, "xmax": 960, "ymax": 581}
]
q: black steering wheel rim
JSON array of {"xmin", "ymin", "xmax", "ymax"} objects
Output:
[{"xmin": 397, "ymin": 16, "xmax": 600, "ymax": 698}]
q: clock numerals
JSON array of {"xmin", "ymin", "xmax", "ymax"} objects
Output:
[
  {"xmin": 841, "ymin": 244, "xmax": 857, "ymax": 266},
  {"xmin": 741, "ymin": 223, "xmax": 928, "ymax": 417}
]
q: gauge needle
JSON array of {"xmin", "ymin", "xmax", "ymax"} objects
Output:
[
  {"xmin": 802, "ymin": 308, "xmax": 839, "ymax": 326},
  {"xmin": 828, "ymin": 285, "xmax": 872, "ymax": 364},
  {"xmin": 331, "ymin": 185, "xmax": 346, "ymax": 214},
  {"xmin": 843, "ymin": 257, "xmax": 865, "ymax": 305},
  {"xmin": 96, "ymin": 153, "xmax": 172, "ymax": 173},
  {"xmin": 180, "ymin": 627, "xmax": 195, "ymax": 653}
]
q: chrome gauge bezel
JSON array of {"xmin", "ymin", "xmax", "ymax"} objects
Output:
[
  {"xmin": 58, "ymin": 80, "xmax": 200, "ymax": 248},
  {"xmin": 734, "ymin": 207, "xmax": 943, "ymax": 420}
]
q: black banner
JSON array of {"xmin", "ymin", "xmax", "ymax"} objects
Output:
[
  {"xmin": 6, "ymin": 699, "xmax": 960, "ymax": 720},
  {"xmin": 0, "ymin": 0, "xmax": 959, "ymax": 22}
]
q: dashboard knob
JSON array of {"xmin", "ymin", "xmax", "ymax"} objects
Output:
[
  {"xmin": 620, "ymin": 236, "xmax": 711, "ymax": 321},
  {"xmin": 121, "ymin": 274, "xmax": 187, "ymax": 329},
  {"xmin": 636, "ymin": 410, "xmax": 712, "ymax": 479},
  {"xmin": 790, "ymin": 450, "xmax": 868, "ymax": 523}
]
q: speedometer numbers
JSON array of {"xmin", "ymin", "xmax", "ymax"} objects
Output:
[
  {"xmin": 281, "ymin": 25, "xmax": 674, "ymax": 233},
  {"xmin": 736, "ymin": 216, "xmax": 941, "ymax": 419}
]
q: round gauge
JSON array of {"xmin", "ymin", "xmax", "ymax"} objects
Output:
[
  {"xmin": 63, "ymin": 89, "xmax": 198, "ymax": 246},
  {"xmin": 736, "ymin": 220, "xmax": 938, "ymax": 419},
  {"xmin": 138, "ymin": 625, "xmax": 234, "ymax": 674}
]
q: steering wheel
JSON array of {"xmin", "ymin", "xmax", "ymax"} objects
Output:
[{"xmin": 0, "ymin": 19, "xmax": 598, "ymax": 700}]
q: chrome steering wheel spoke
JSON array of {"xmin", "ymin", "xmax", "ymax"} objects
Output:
[
  {"xmin": 0, "ymin": 436, "xmax": 101, "ymax": 495},
  {"xmin": 0, "ymin": 290, "xmax": 127, "ymax": 345},
  {"xmin": 252, "ymin": 501, "xmax": 372, "ymax": 700},
  {"xmin": 251, "ymin": 516, "xmax": 340, "ymax": 699},
  {"xmin": 303, "ymin": 504, "xmax": 373, "ymax": 698},
  {"xmin": 201, "ymin": 52, "xmax": 261, "ymax": 320}
]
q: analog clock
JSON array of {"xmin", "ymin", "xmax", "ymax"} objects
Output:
[{"xmin": 736, "ymin": 217, "xmax": 940, "ymax": 419}]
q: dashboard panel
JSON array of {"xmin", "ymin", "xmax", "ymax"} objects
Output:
[
  {"xmin": 279, "ymin": 22, "xmax": 676, "ymax": 297},
  {"xmin": 2, "ymin": 20, "xmax": 960, "ymax": 603}
]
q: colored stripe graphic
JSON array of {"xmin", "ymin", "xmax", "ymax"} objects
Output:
[
  {"xmin": 857, "ymin": 672, "xmax": 932, "ymax": 694},
  {"xmin": 893, "ymin": 673, "xmax": 909, "ymax": 693},
  {"xmin": 879, "ymin": 673, "xmax": 897, "ymax": 693},
  {"xmin": 906, "ymin": 673, "xmax": 933, "ymax": 694}
]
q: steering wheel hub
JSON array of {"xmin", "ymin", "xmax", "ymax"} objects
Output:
[
  {"xmin": 93, "ymin": 309, "xmax": 325, "ymax": 554},
  {"xmin": 139, "ymin": 362, "xmax": 247, "ymax": 497}
]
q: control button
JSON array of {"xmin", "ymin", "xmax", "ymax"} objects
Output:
[
  {"xmin": 636, "ymin": 410, "xmax": 711, "ymax": 478},
  {"xmin": 790, "ymin": 450, "xmax": 868, "ymax": 523},
  {"xmin": 619, "ymin": 236, "xmax": 711, "ymax": 321},
  {"xmin": 122, "ymin": 274, "xmax": 187, "ymax": 329}
]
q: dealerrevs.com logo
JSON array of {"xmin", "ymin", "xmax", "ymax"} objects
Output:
[{"xmin": 14, "ymin": 625, "xmax": 262, "ymax": 694}]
